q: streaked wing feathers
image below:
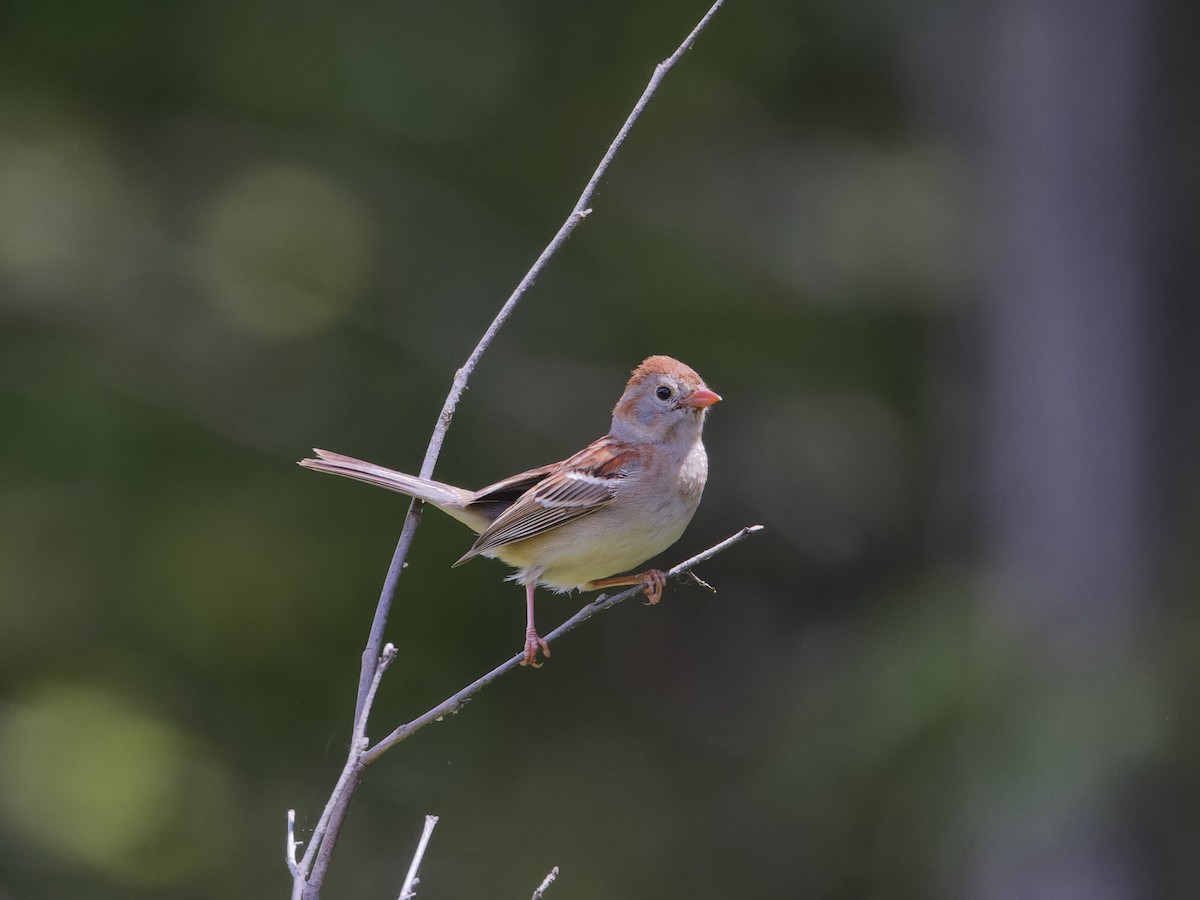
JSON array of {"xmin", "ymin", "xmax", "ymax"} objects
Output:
[
  {"xmin": 454, "ymin": 437, "xmax": 640, "ymax": 564},
  {"xmin": 471, "ymin": 465, "xmax": 556, "ymax": 504}
]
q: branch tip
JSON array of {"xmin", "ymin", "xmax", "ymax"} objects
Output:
[
  {"xmin": 362, "ymin": 523, "xmax": 762, "ymax": 763},
  {"xmin": 397, "ymin": 815, "xmax": 440, "ymax": 900},
  {"xmin": 286, "ymin": 809, "xmax": 302, "ymax": 876},
  {"xmin": 296, "ymin": 1, "xmax": 731, "ymax": 892},
  {"xmin": 532, "ymin": 865, "xmax": 560, "ymax": 899}
]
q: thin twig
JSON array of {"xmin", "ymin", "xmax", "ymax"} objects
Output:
[
  {"xmin": 351, "ymin": 0, "xmax": 726, "ymax": 723},
  {"xmin": 291, "ymin": 3, "xmax": 728, "ymax": 897},
  {"xmin": 532, "ymin": 866, "xmax": 560, "ymax": 900},
  {"xmin": 359, "ymin": 643, "xmax": 397, "ymax": 745},
  {"xmin": 287, "ymin": 810, "xmax": 301, "ymax": 877},
  {"xmin": 297, "ymin": 644, "xmax": 396, "ymax": 892},
  {"xmin": 398, "ymin": 815, "xmax": 440, "ymax": 900},
  {"xmin": 362, "ymin": 525, "xmax": 763, "ymax": 765},
  {"xmin": 685, "ymin": 569, "xmax": 717, "ymax": 592},
  {"xmin": 292, "ymin": 754, "xmax": 365, "ymax": 900}
]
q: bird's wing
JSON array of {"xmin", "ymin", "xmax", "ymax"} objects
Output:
[
  {"xmin": 454, "ymin": 436, "xmax": 640, "ymax": 564},
  {"xmin": 470, "ymin": 464, "xmax": 558, "ymax": 506}
]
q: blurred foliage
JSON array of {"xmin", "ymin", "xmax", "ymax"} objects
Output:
[{"xmin": 1, "ymin": 1, "xmax": 1197, "ymax": 898}]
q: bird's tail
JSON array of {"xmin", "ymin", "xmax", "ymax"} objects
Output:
[{"xmin": 298, "ymin": 448, "xmax": 485, "ymax": 532}]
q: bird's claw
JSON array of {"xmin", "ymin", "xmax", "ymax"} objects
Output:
[
  {"xmin": 521, "ymin": 630, "xmax": 551, "ymax": 668},
  {"xmin": 641, "ymin": 569, "xmax": 667, "ymax": 605}
]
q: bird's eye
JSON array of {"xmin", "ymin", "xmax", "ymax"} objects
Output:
[{"xmin": 655, "ymin": 386, "xmax": 673, "ymax": 401}]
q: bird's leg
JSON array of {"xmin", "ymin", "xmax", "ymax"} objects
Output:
[
  {"xmin": 521, "ymin": 581, "xmax": 550, "ymax": 668},
  {"xmin": 587, "ymin": 569, "xmax": 668, "ymax": 605}
]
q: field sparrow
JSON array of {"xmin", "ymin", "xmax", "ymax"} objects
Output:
[{"xmin": 299, "ymin": 355, "xmax": 721, "ymax": 667}]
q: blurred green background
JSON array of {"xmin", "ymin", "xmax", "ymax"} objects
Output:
[{"xmin": 2, "ymin": 0, "xmax": 1198, "ymax": 897}]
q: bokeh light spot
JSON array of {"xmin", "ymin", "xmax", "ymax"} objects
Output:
[
  {"xmin": 0, "ymin": 682, "xmax": 230, "ymax": 884},
  {"xmin": 0, "ymin": 117, "xmax": 135, "ymax": 307},
  {"xmin": 194, "ymin": 163, "xmax": 372, "ymax": 338}
]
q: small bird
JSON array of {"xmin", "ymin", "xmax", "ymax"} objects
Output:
[{"xmin": 299, "ymin": 355, "xmax": 721, "ymax": 667}]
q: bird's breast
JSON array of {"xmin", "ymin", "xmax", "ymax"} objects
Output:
[{"xmin": 494, "ymin": 440, "xmax": 709, "ymax": 590}]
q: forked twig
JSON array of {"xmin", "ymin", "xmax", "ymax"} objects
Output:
[
  {"xmin": 289, "ymin": 4, "xmax": 729, "ymax": 898},
  {"xmin": 350, "ymin": 0, "xmax": 727, "ymax": 725},
  {"xmin": 362, "ymin": 525, "xmax": 763, "ymax": 765}
]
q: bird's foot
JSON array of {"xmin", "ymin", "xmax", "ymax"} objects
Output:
[
  {"xmin": 641, "ymin": 568, "xmax": 667, "ymax": 605},
  {"xmin": 587, "ymin": 568, "xmax": 669, "ymax": 605},
  {"xmin": 521, "ymin": 627, "xmax": 551, "ymax": 668}
]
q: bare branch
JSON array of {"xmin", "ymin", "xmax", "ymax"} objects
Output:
[
  {"xmin": 532, "ymin": 866, "xmax": 560, "ymax": 900},
  {"xmin": 294, "ymin": 643, "xmax": 396, "ymax": 896},
  {"xmin": 296, "ymin": 748, "xmax": 365, "ymax": 898},
  {"xmin": 358, "ymin": 643, "xmax": 397, "ymax": 746},
  {"xmin": 286, "ymin": 810, "xmax": 301, "ymax": 877},
  {"xmin": 351, "ymin": 0, "xmax": 727, "ymax": 722},
  {"xmin": 290, "ymin": 3, "xmax": 729, "ymax": 896},
  {"xmin": 398, "ymin": 815, "xmax": 440, "ymax": 900},
  {"xmin": 361, "ymin": 525, "xmax": 764, "ymax": 765}
]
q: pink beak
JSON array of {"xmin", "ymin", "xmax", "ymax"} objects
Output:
[{"xmin": 682, "ymin": 386, "xmax": 722, "ymax": 409}]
